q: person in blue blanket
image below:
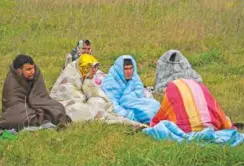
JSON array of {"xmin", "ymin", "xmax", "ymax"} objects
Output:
[{"xmin": 101, "ymin": 55, "xmax": 160, "ymax": 124}]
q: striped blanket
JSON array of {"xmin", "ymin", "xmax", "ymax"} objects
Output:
[{"xmin": 150, "ymin": 79, "xmax": 233, "ymax": 132}]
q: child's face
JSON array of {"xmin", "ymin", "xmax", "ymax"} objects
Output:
[{"xmin": 87, "ymin": 65, "xmax": 99, "ymax": 79}]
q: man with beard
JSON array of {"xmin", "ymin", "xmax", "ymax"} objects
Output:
[{"xmin": 0, "ymin": 54, "xmax": 70, "ymax": 130}]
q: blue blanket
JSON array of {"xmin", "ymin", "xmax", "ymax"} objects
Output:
[
  {"xmin": 143, "ymin": 120, "xmax": 244, "ymax": 146},
  {"xmin": 101, "ymin": 55, "xmax": 160, "ymax": 124}
]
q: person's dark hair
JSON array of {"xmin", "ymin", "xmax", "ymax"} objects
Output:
[
  {"xmin": 13, "ymin": 54, "xmax": 34, "ymax": 69},
  {"xmin": 83, "ymin": 40, "xmax": 91, "ymax": 46},
  {"xmin": 124, "ymin": 59, "xmax": 133, "ymax": 66}
]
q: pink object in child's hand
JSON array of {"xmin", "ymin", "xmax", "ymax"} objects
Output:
[{"xmin": 94, "ymin": 78, "xmax": 102, "ymax": 85}]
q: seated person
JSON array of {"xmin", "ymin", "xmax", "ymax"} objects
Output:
[
  {"xmin": 154, "ymin": 49, "xmax": 202, "ymax": 95},
  {"xmin": 64, "ymin": 40, "xmax": 92, "ymax": 68},
  {"xmin": 63, "ymin": 40, "xmax": 105, "ymax": 82},
  {"xmin": 51, "ymin": 54, "xmax": 140, "ymax": 126},
  {"xmin": 150, "ymin": 78, "xmax": 234, "ymax": 132},
  {"xmin": 101, "ymin": 55, "xmax": 160, "ymax": 124},
  {"xmin": 0, "ymin": 55, "xmax": 70, "ymax": 130}
]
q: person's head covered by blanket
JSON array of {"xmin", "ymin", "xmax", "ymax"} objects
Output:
[
  {"xmin": 154, "ymin": 49, "xmax": 202, "ymax": 95},
  {"xmin": 101, "ymin": 55, "xmax": 160, "ymax": 124},
  {"xmin": 78, "ymin": 54, "xmax": 105, "ymax": 98},
  {"xmin": 0, "ymin": 54, "xmax": 70, "ymax": 131},
  {"xmin": 78, "ymin": 53, "xmax": 99, "ymax": 80}
]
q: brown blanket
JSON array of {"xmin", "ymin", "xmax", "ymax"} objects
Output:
[{"xmin": 0, "ymin": 64, "xmax": 70, "ymax": 130}]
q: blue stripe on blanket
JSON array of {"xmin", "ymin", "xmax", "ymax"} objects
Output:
[{"xmin": 143, "ymin": 120, "xmax": 244, "ymax": 146}]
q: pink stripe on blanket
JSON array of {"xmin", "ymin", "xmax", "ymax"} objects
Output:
[{"xmin": 184, "ymin": 79, "xmax": 211, "ymax": 126}]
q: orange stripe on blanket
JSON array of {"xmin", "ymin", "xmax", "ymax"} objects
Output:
[
  {"xmin": 163, "ymin": 95, "xmax": 177, "ymax": 123},
  {"xmin": 150, "ymin": 95, "xmax": 176, "ymax": 126},
  {"xmin": 174, "ymin": 79, "xmax": 203, "ymax": 131},
  {"xmin": 215, "ymin": 100, "xmax": 233, "ymax": 129}
]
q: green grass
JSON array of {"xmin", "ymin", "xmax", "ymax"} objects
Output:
[
  {"xmin": 1, "ymin": 0, "xmax": 244, "ymax": 165},
  {"xmin": 1, "ymin": 123, "xmax": 244, "ymax": 166}
]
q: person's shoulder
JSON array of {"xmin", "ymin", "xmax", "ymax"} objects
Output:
[
  {"xmin": 65, "ymin": 60, "xmax": 77, "ymax": 69},
  {"xmin": 62, "ymin": 60, "xmax": 79, "ymax": 77},
  {"xmin": 2, "ymin": 71, "xmax": 19, "ymax": 94}
]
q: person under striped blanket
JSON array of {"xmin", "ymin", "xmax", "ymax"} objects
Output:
[{"xmin": 150, "ymin": 79, "xmax": 235, "ymax": 133}]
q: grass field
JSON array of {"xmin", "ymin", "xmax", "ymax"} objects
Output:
[{"xmin": 1, "ymin": 0, "xmax": 244, "ymax": 165}]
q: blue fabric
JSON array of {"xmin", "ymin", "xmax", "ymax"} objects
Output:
[
  {"xmin": 143, "ymin": 120, "xmax": 244, "ymax": 146},
  {"xmin": 101, "ymin": 55, "xmax": 160, "ymax": 124}
]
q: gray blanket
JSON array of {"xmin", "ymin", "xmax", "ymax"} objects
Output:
[{"xmin": 154, "ymin": 50, "xmax": 202, "ymax": 94}]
